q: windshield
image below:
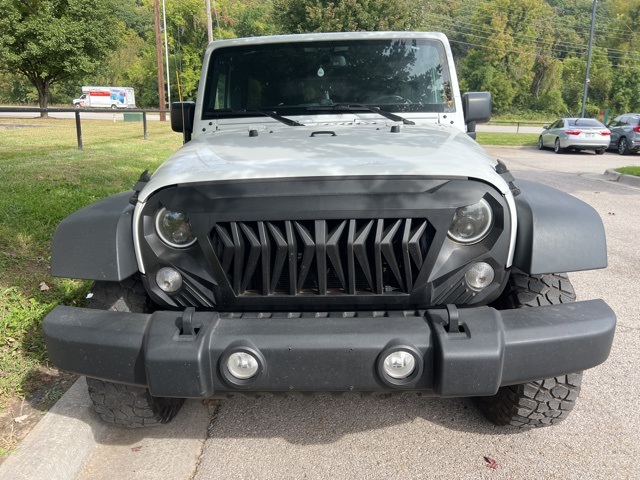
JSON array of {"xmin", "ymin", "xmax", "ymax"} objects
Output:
[{"xmin": 202, "ymin": 38, "xmax": 454, "ymax": 119}]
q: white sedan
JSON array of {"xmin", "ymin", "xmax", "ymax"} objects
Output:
[{"xmin": 539, "ymin": 118, "xmax": 611, "ymax": 154}]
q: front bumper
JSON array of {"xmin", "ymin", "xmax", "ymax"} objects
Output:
[{"xmin": 43, "ymin": 300, "xmax": 615, "ymax": 398}]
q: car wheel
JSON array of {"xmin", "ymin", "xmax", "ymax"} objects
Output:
[
  {"xmin": 596, "ymin": 147, "xmax": 606, "ymax": 155},
  {"xmin": 85, "ymin": 276, "xmax": 185, "ymax": 428},
  {"xmin": 554, "ymin": 138, "xmax": 564, "ymax": 154},
  {"xmin": 538, "ymin": 136, "xmax": 544, "ymax": 150},
  {"xmin": 618, "ymin": 137, "xmax": 629, "ymax": 155},
  {"xmin": 475, "ymin": 271, "xmax": 582, "ymax": 428}
]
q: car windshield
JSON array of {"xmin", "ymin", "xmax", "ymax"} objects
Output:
[
  {"xmin": 569, "ymin": 119, "xmax": 605, "ymax": 128},
  {"xmin": 202, "ymin": 38, "xmax": 454, "ymax": 119}
]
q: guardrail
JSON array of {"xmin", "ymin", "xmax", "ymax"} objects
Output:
[
  {"xmin": 0, "ymin": 107, "xmax": 167, "ymax": 150},
  {"xmin": 485, "ymin": 121, "xmax": 547, "ymax": 133}
]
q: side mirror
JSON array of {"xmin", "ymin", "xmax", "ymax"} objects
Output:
[
  {"xmin": 170, "ymin": 101, "xmax": 196, "ymax": 143},
  {"xmin": 462, "ymin": 92, "xmax": 491, "ymax": 140},
  {"xmin": 543, "ymin": 125, "xmax": 549, "ymax": 130}
]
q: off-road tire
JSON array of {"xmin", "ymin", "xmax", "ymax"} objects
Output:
[
  {"xmin": 475, "ymin": 373, "xmax": 582, "ymax": 428},
  {"xmin": 86, "ymin": 277, "xmax": 185, "ymax": 427},
  {"xmin": 88, "ymin": 277, "xmax": 152, "ymax": 313},
  {"xmin": 86, "ymin": 378, "xmax": 184, "ymax": 428},
  {"xmin": 476, "ymin": 271, "xmax": 582, "ymax": 428}
]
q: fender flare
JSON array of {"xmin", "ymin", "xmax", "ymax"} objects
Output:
[
  {"xmin": 50, "ymin": 191, "xmax": 138, "ymax": 281},
  {"xmin": 512, "ymin": 180, "xmax": 607, "ymax": 274}
]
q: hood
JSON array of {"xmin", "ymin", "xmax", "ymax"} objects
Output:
[{"xmin": 138, "ymin": 122, "xmax": 507, "ymax": 203}]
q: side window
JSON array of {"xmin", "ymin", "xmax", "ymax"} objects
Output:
[
  {"xmin": 619, "ymin": 116, "xmax": 629, "ymax": 126},
  {"xmin": 550, "ymin": 120, "xmax": 562, "ymax": 129}
]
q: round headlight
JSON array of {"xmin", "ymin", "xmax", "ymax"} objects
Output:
[
  {"xmin": 155, "ymin": 207, "xmax": 196, "ymax": 248},
  {"xmin": 448, "ymin": 198, "xmax": 493, "ymax": 244}
]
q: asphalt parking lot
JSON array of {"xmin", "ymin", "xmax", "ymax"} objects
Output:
[{"xmin": 2, "ymin": 146, "xmax": 639, "ymax": 480}]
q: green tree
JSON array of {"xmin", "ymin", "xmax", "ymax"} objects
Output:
[
  {"xmin": 458, "ymin": 0, "xmax": 554, "ymax": 113},
  {"xmin": 272, "ymin": 0, "xmax": 420, "ymax": 33},
  {"xmin": 0, "ymin": 0, "xmax": 122, "ymax": 116}
]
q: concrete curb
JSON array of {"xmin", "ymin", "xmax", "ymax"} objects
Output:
[
  {"xmin": 604, "ymin": 169, "xmax": 640, "ymax": 188},
  {"xmin": 0, "ymin": 378, "xmax": 104, "ymax": 480}
]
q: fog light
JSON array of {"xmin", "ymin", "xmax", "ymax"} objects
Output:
[
  {"xmin": 465, "ymin": 262, "xmax": 495, "ymax": 291},
  {"xmin": 156, "ymin": 267, "xmax": 183, "ymax": 293},
  {"xmin": 227, "ymin": 352, "xmax": 259, "ymax": 380},
  {"xmin": 382, "ymin": 350, "xmax": 416, "ymax": 379}
]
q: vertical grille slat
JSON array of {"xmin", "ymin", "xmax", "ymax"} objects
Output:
[
  {"xmin": 326, "ymin": 221, "xmax": 347, "ymax": 291},
  {"xmin": 354, "ymin": 220, "xmax": 375, "ymax": 292},
  {"xmin": 373, "ymin": 220, "xmax": 384, "ymax": 294},
  {"xmin": 315, "ymin": 220, "xmax": 327, "ymax": 295},
  {"xmin": 210, "ymin": 218, "xmax": 431, "ymax": 297},
  {"xmin": 239, "ymin": 222, "xmax": 261, "ymax": 293},
  {"xmin": 267, "ymin": 222, "xmax": 288, "ymax": 294}
]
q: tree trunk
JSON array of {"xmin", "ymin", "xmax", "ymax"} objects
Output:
[{"xmin": 35, "ymin": 79, "xmax": 50, "ymax": 118}]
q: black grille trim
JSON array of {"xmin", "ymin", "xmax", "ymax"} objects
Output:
[{"xmin": 211, "ymin": 219, "xmax": 433, "ymax": 296}]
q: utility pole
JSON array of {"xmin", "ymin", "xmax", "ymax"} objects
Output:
[
  {"xmin": 154, "ymin": 0, "xmax": 166, "ymax": 121},
  {"xmin": 205, "ymin": 0, "xmax": 213, "ymax": 43},
  {"xmin": 580, "ymin": 0, "xmax": 598, "ymax": 118},
  {"xmin": 162, "ymin": 0, "xmax": 171, "ymax": 107}
]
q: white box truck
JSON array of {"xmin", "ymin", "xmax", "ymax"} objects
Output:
[{"xmin": 73, "ymin": 86, "xmax": 136, "ymax": 109}]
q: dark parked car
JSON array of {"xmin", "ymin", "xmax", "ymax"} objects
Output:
[{"xmin": 607, "ymin": 113, "xmax": 640, "ymax": 155}]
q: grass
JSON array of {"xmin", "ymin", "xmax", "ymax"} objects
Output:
[
  {"xmin": 476, "ymin": 132, "xmax": 539, "ymax": 147},
  {"xmin": 0, "ymin": 118, "xmax": 182, "ymax": 410},
  {"xmin": 616, "ymin": 166, "xmax": 640, "ymax": 177}
]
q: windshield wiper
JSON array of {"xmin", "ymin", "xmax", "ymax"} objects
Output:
[
  {"xmin": 210, "ymin": 109, "xmax": 305, "ymax": 127},
  {"xmin": 306, "ymin": 103, "xmax": 415, "ymax": 125}
]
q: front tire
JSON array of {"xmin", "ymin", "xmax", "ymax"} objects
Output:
[
  {"xmin": 538, "ymin": 136, "xmax": 544, "ymax": 150},
  {"xmin": 86, "ymin": 277, "xmax": 185, "ymax": 427},
  {"xmin": 475, "ymin": 271, "xmax": 583, "ymax": 428}
]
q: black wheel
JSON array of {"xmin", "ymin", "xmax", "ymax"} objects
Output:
[
  {"xmin": 86, "ymin": 378, "xmax": 184, "ymax": 428},
  {"xmin": 475, "ymin": 271, "xmax": 583, "ymax": 428},
  {"xmin": 618, "ymin": 137, "xmax": 629, "ymax": 155},
  {"xmin": 554, "ymin": 138, "xmax": 564, "ymax": 154},
  {"xmin": 111, "ymin": 104, "xmax": 117, "ymax": 110},
  {"xmin": 537, "ymin": 136, "xmax": 544, "ymax": 150},
  {"xmin": 595, "ymin": 147, "xmax": 606, "ymax": 155},
  {"xmin": 86, "ymin": 277, "xmax": 185, "ymax": 427}
]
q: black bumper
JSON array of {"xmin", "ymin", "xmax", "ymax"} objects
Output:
[{"xmin": 42, "ymin": 300, "xmax": 616, "ymax": 398}]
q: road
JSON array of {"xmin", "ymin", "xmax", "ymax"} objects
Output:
[{"xmin": 69, "ymin": 147, "xmax": 640, "ymax": 480}]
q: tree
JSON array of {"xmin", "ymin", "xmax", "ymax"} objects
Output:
[
  {"xmin": 0, "ymin": 0, "xmax": 121, "ymax": 116},
  {"xmin": 272, "ymin": 0, "xmax": 420, "ymax": 33}
]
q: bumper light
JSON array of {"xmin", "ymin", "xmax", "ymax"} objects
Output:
[
  {"xmin": 465, "ymin": 262, "xmax": 495, "ymax": 291},
  {"xmin": 156, "ymin": 267, "xmax": 183, "ymax": 293},
  {"xmin": 382, "ymin": 350, "xmax": 416, "ymax": 379},
  {"xmin": 226, "ymin": 352, "xmax": 259, "ymax": 380}
]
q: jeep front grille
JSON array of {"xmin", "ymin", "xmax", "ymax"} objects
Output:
[{"xmin": 211, "ymin": 219, "xmax": 433, "ymax": 296}]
